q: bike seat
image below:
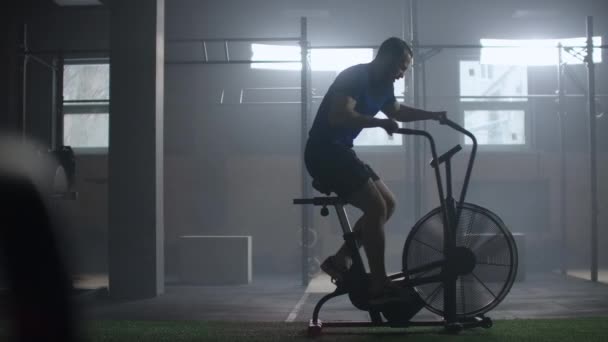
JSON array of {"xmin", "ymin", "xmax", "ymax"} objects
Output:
[{"xmin": 312, "ymin": 179, "xmax": 333, "ymax": 196}]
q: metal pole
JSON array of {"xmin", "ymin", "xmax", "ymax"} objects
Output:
[
  {"xmin": 169, "ymin": 37, "xmax": 301, "ymax": 43},
  {"xmin": 51, "ymin": 57, "xmax": 57, "ymax": 150},
  {"xmin": 420, "ymin": 49, "xmax": 428, "ymax": 214},
  {"xmin": 401, "ymin": 0, "xmax": 407, "ymax": 42},
  {"xmin": 21, "ymin": 23, "xmax": 28, "ymax": 140},
  {"xmin": 224, "ymin": 40, "xmax": 230, "ymax": 62},
  {"xmin": 24, "ymin": 53, "xmax": 55, "ymax": 70},
  {"xmin": 585, "ymin": 16, "xmax": 598, "ymax": 283},
  {"xmin": 557, "ymin": 44, "xmax": 567, "ymax": 276},
  {"xmin": 300, "ymin": 17, "xmax": 312, "ymax": 286},
  {"xmin": 166, "ymin": 59, "xmax": 301, "ymax": 65},
  {"xmin": 55, "ymin": 55, "xmax": 65, "ymax": 149},
  {"xmin": 409, "ymin": 0, "xmax": 422, "ymax": 220},
  {"xmin": 202, "ymin": 41, "xmax": 208, "ymax": 62}
]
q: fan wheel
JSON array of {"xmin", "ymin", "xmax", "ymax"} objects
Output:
[{"xmin": 402, "ymin": 202, "xmax": 518, "ymax": 318}]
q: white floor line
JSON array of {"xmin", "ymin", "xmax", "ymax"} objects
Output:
[
  {"xmin": 285, "ymin": 291, "xmax": 309, "ymax": 322},
  {"xmin": 285, "ymin": 274, "xmax": 335, "ymax": 322}
]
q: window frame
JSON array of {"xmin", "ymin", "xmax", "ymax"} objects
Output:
[
  {"xmin": 251, "ymin": 44, "xmax": 409, "ymax": 149},
  {"xmin": 61, "ymin": 57, "xmax": 110, "ymax": 154},
  {"xmin": 458, "ymin": 59, "xmax": 533, "ymax": 151}
]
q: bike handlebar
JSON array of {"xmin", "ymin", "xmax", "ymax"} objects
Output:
[
  {"xmin": 396, "ymin": 118, "xmax": 474, "ymax": 142},
  {"xmin": 395, "ymin": 128, "xmax": 424, "ymax": 135},
  {"xmin": 395, "ymin": 117, "xmax": 477, "ymax": 232}
]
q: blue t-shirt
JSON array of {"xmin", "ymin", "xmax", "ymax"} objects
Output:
[{"xmin": 308, "ymin": 63, "xmax": 396, "ymax": 147}]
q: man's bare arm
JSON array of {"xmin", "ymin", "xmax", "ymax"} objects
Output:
[
  {"xmin": 382, "ymin": 100, "xmax": 445, "ymax": 123},
  {"xmin": 329, "ymin": 95, "xmax": 398, "ymax": 133}
]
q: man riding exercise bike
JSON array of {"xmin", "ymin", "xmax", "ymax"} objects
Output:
[{"xmin": 304, "ymin": 37, "xmax": 446, "ymax": 305}]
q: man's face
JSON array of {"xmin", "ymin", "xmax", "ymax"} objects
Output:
[{"xmin": 384, "ymin": 52, "xmax": 412, "ymax": 84}]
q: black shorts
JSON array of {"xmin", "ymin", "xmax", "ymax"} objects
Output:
[{"xmin": 304, "ymin": 140, "xmax": 380, "ymax": 199}]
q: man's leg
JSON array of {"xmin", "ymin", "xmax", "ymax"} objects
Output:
[
  {"xmin": 334, "ymin": 179, "xmax": 396, "ymax": 263},
  {"xmin": 338, "ymin": 178, "xmax": 389, "ymax": 295},
  {"xmin": 372, "ymin": 179, "xmax": 396, "ymax": 220}
]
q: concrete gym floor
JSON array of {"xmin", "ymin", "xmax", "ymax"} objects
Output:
[{"xmin": 75, "ymin": 271, "xmax": 608, "ymax": 322}]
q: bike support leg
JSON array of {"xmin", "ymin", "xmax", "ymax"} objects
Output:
[{"xmin": 335, "ymin": 204, "xmax": 367, "ymax": 273}]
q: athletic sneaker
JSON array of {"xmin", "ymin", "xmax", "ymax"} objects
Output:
[{"xmin": 320, "ymin": 255, "xmax": 351, "ymax": 284}]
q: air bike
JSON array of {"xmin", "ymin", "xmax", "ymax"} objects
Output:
[{"xmin": 294, "ymin": 117, "xmax": 518, "ymax": 336}]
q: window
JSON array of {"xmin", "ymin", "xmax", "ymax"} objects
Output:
[
  {"xmin": 480, "ymin": 37, "xmax": 602, "ymax": 66},
  {"xmin": 459, "ymin": 60, "xmax": 527, "ymax": 146},
  {"xmin": 250, "ymin": 44, "xmax": 374, "ymax": 73},
  {"xmin": 62, "ymin": 61, "xmax": 109, "ymax": 149},
  {"xmin": 461, "ymin": 36, "xmax": 603, "ymax": 146},
  {"xmin": 353, "ymin": 112, "xmax": 402, "ymax": 146},
  {"xmin": 251, "ymin": 44, "xmax": 407, "ymax": 146},
  {"xmin": 464, "ymin": 110, "xmax": 525, "ymax": 145},
  {"xmin": 459, "ymin": 61, "xmax": 528, "ymax": 102}
]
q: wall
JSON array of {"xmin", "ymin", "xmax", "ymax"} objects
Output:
[
  {"xmin": 164, "ymin": 0, "xmax": 608, "ymax": 275},
  {"xmin": 0, "ymin": 2, "xmax": 23, "ymax": 133},
  {"xmin": 414, "ymin": 0, "xmax": 608, "ymax": 271},
  {"xmin": 18, "ymin": 0, "xmax": 608, "ymax": 278},
  {"xmin": 164, "ymin": 0, "xmax": 412, "ymax": 275},
  {"xmin": 23, "ymin": 4, "xmax": 110, "ymax": 273}
]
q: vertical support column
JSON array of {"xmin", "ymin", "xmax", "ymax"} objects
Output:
[
  {"xmin": 21, "ymin": 24, "xmax": 29, "ymax": 140},
  {"xmin": 585, "ymin": 16, "xmax": 598, "ymax": 283},
  {"xmin": 409, "ymin": 0, "xmax": 422, "ymax": 219},
  {"xmin": 108, "ymin": 0, "xmax": 165, "ymax": 299},
  {"xmin": 300, "ymin": 17, "xmax": 313, "ymax": 286},
  {"xmin": 557, "ymin": 44, "xmax": 568, "ymax": 276},
  {"xmin": 55, "ymin": 55, "xmax": 64, "ymax": 149},
  {"xmin": 50, "ymin": 57, "xmax": 59, "ymax": 150},
  {"xmin": 0, "ymin": 4, "xmax": 22, "ymax": 133},
  {"xmin": 420, "ymin": 51, "xmax": 428, "ymax": 213}
]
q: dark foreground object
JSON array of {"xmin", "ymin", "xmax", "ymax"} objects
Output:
[{"xmin": 0, "ymin": 174, "xmax": 77, "ymax": 341}]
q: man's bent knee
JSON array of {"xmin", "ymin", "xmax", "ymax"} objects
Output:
[
  {"xmin": 384, "ymin": 197, "xmax": 395, "ymax": 220},
  {"xmin": 347, "ymin": 179, "xmax": 387, "ymax": 223},
  {"xmin": 372, "ymin": 180, "xmax": 396, "ymax": 220},
  {"xmin": 365, "ymin": 198, "xmax": 387, "ymax": 224}
]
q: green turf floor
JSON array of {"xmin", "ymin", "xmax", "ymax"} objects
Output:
[{"xmin": 3, "ymin": 318, "xmax": 608, "ymax": 341}]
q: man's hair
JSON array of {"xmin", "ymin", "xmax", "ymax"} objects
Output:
[{"xmin": 376, "ymin": 37, "xmax": 413, "ymax": 61}]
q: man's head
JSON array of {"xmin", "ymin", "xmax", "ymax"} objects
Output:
[{"xmin": 372, "ymin": 37, "xmax": 413, "ymax": 84}]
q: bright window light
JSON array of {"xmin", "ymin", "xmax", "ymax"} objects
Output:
[
  {"xmin": 64, "ymin": 64, "xmax": 109, "ymax": 100},
  {"xmin": 310, "ymin": 48, "xmax": 374, "ymax": 72},
  {"xmin": 252, "ymin": 44, "xmax": 404, "ymax": 146},
  {"xmin": 63, "ymin": 62, "xmax": 109, "ymax": 149},
  {"xmin": 64, "ymin": 113, "xmax": 109, "ymax": 148},
  {"xmin": 480, "ymin": 37, "xmax": 602, "ymax": 66},
  {"xmin": 250, "ymin": 44, "xmax": 301, "ymax": 70},
  {"xmin": 464, "ymin": 110, "xmax": 525, "ymax": 145},
  {"xmin": 251, "ymin": 44, "xmax": 406, "ymax": 97},
  {"xmin": 251, "ymin": 44, "xmax": 373, "ymax": 72},
  {"xmin": 459, "ymin": 61, "xmax": 528, "ymax": 102},
  {"xmin": 354, "ymin": 112, "xmax": 402, "ymax": 147}
]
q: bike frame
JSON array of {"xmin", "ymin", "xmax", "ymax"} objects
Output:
[
  {"xmin": 394, "ymin": 119, "xmax": 478, "ymax": 324},
  {"xmin": 293, "ymin": 118, "xmax": 482, "ymax": 331}
]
